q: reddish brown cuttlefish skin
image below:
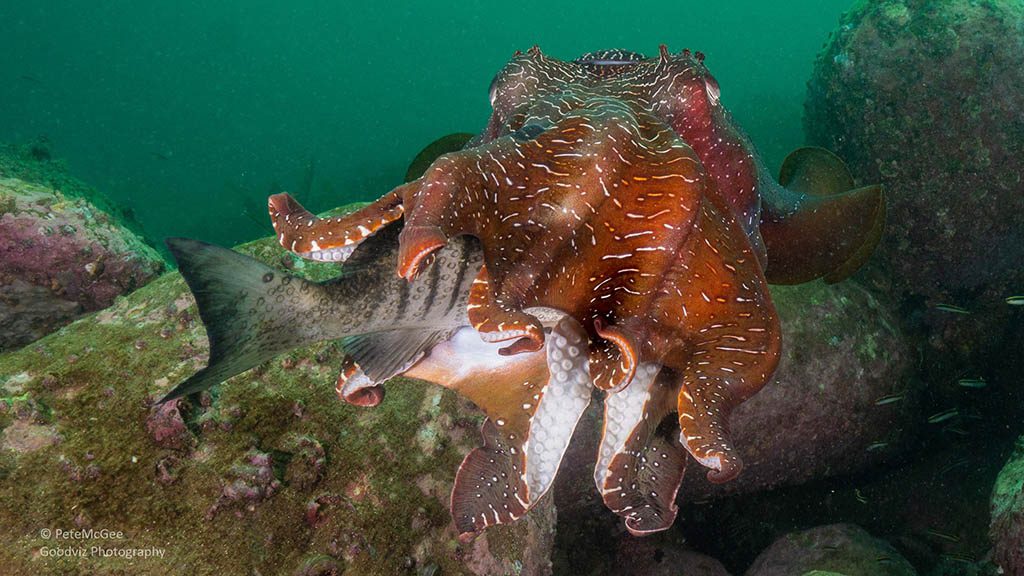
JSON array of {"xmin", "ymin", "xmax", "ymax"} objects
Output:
[{"xmin": 266, "ymin": 46, "xmax": 882, "ymax": 539}]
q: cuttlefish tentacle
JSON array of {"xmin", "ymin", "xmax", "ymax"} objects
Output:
[
  {"xmin": 403, "ymin": 315, "xmax": 592, "ymax": 542},
  {"xmin": 596, "ymin": 363, "xmax": 687, "ymax": 535},
  {"xmin": 267, "ymin": 186, "xmax": 408, "ymax": 262}
]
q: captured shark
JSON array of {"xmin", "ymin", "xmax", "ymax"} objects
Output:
[
  {"xmin": 161, "ymin": 224, "xmax": 485, "ymax": 404},
  {"xmin": 163, "ymin": 222, "xmax": 603, "ymax": 541}
]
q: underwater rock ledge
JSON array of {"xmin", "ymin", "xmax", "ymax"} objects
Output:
[
  {"xmin": 0, "ymin": 176, "xmax": 165, "ymax": 352},
  {"xmin": 0, "ymin": 228, "xmax": 554, "ymax": 576}
]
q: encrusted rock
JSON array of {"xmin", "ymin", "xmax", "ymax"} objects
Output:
[
  {"xmin": 991, "ymin": 435, "xmax": 1024, "ymax": 575},
  {"xmin": 804, "ymin": 0, "xmax": 1024, "ymax": 301},
  {"xmin": 145, "ymin": 398, "xmax": 195, "ymax": 451},
  {"xmin": 0, "ymin": 177, "xmax": 164, "ymax": 351},
  {"xmin": 745, "ymin": 524, "xmax": 916, "ymax": 576}
]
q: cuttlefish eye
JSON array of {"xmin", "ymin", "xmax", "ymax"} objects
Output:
[
  {"xmin": 488, "ymin": 73, "xmax": 501, "ymax": 107},
  {"xmin": 704, "ymin": 75, "xmax": 721, "ymax": 106}
]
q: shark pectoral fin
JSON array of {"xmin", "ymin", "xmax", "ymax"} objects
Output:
[
  {"xmin": 597, "ymin": 364, "xmax": 687, "ymax": 536},
  {"xmin": 404, "ymin": 132, "xmax": 476, "ymax": 183},
  {"xmin": 760, "ymin": 147, "xmax": 885, "ymax": 285},
  {"xmin": 341, "ymin": 329, "xmax": 451, "ymax": 383},
  {"xmin": 408, "ymin": 317, "xmax": 591, "ymax": 542}
]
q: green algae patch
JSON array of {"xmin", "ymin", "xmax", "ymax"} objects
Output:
[{"xmin": 0, "ymin": 233, "xmax": 554, "ymax": 575}]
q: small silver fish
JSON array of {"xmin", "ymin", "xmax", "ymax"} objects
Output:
[
  {"xmin": 928, "ymin": 408, "xmax": 959, "ymax": 424},
  {"xmin": 934, "ymin": 303, "xmax": 970, "ymax": 314},
  {"xmin": 866, "ymin": 441, "xmax": 889, "ymax": 451},
  {"xmin": 940, "ymin": 458, "xmax": 970, "ymax": 474},
  {"xmin": 957, "ymin": 378, "xmax": 987, "ymax": 389},
  {"xmin": 927, "ymin": 528, "xmax": 961, "ymax": 543},
  {"xmin": 942, "ymin": 552, "xmax": 976, "ymax": 563},
  {"xmin": 1006, "ymin": 296, "xmax": 1024, "ymax": 306},
  {"xmin": 874, "ymin": 394, "xmax": 904, "ymax": 406}
]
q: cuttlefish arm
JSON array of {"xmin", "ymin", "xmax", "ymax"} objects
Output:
[
  {"xmin": 267, "ymin": 186, "xmax": 409, "ymax": 263},
  {"xmin": 596, "ymin": 363, "xmax": 688, "ymax": 535},
  {"xmin": 404, "ymin": 314, "xmax": 592, "ymax": 542}
]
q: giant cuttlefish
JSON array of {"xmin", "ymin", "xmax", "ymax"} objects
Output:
[{"xmin": 162, "ymin": 46, "xmax": 883, "ymax": 540}]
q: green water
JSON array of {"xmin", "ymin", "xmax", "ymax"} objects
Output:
[{"xmin": 0, "ymin": 0, "xmax": 852, "ymax": 248}]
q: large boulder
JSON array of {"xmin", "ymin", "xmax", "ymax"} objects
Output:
[
  {"xmin": 0, "ymin": 176, "xmax": 164, "ymax": 351},
  {"xmin": 991, "ymin": 435, "xmax": 1024, "ymax": 576},
  {"xmin": 804, "ymin": 0, "xmax": 1024, "ymax": 302},
  {"xmin": 744, "ymin": 524, "xmax": 916, "ymax": 576},
  {"xmin": 0, "ymin": 234, "xmax": 555, "ymax": 576}
]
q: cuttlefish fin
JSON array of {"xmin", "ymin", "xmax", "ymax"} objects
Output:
[
  {"xmin": 404, "ymin": 132, "xmax": 476, "ymax": 183},
  {"xmin": 596, "ymin": 364, "xmax": 687, "ymax": 535},
  {"xmin": 404, "ymin": 316, "xmax": 592, "ymax": 542},
  {"xmin": 759, "ymin": 147, "xmax": 885, "ymax": 285}
]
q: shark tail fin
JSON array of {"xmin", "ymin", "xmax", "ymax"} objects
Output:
[
  {"xmin": 159, "ymin": 238, "xmax": 323, "ymax": 403},
  {"xmin": 760, "ymin": 147, "xmax": 885, "ymax": 285}
]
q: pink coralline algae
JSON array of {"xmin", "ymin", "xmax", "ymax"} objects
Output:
[
  {"xmin": 145, "ymin": 399, "xmax": 195, "ymax": 452},
  {"xmin": 207, "ymin": 448, "xmax": 282, "ymax": 518},
  {"xmin": 0, "ymin": 177, "xmax": 164, "ymax": 351}
]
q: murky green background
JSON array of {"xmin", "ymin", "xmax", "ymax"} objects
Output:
[{"xmin": 0, "ymin": 1, "xmax": 853, "ymax": 247}]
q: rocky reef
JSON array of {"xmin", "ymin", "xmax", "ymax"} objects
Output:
[
  {"xmin": 0, "ymin": 230, "xmax": 554, "ymax": 576},
  {"xmin": 0, "ymin": 146, "xmax": 164, "ymax": 352},
  {"xmin": 745, "ymin": 524, "xmax": 916, "ymax": 576},
  {"xmin": 804, "ymin": 0, "xmax": 1024, "ymax": 303},
  {"xmin": 991, "ymin": 435, "xmax": 1024, "ymax": 576}
]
